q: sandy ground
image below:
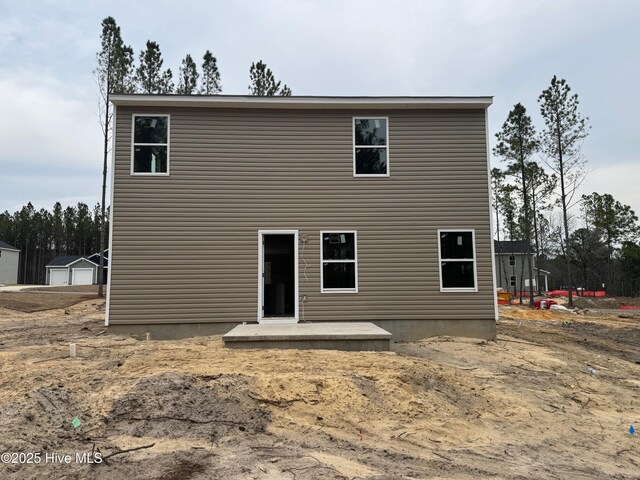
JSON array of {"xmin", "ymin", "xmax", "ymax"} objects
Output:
[{"xmin": 0, "ymin": 298, "xmax": 638, "ymax": 479}]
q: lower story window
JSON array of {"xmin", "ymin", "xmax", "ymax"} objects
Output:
[
  {"xmin": 321, "ymin": 231, "xmax": 357, "ymax": 293},
  {"xmin": 510, "ymin": 275, "xmax": 517, "ymax": 287},
  {"xmin": 438, "ymin": 230, "xmax": 477, "ymax": 291}
]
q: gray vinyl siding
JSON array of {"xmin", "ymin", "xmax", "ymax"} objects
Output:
[
  {"xmin": 109, "ymin": 106, "xmax": 495, "ymax": 325},
  {"xmin": 495, "ymin": 253, "xmax": 542, "ymax": 289}
]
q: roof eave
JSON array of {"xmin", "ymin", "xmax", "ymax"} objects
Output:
[{"xmin": 110, "ymin": 94, "xmax": 493, "ymax": 110}]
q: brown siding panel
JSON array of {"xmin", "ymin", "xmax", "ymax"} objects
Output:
[{"xmin": 109, "ymin": 107, "xmax": 495, "ymax": 325}]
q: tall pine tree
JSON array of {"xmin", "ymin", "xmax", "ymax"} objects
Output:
[
  {"xmin": 136, "ymin": 41, "xmax": 174, "ymax": 94},
  {"xmin": 200, "ymin": 50, "xmax": 221, "ymax": 94},
  {"xmin": 539, "ymin": 76, "xmax": 590, "ymax": 307},
  {"xmin": 94, "ymin": 16, "xmax": 134, "ymax": 297},
  {"xmin": 177, "ymin": 54, "xmax": 199, "ymax": 94},
  {"xmin": 494, "ymin": 103, "xmax": 538, "ymax": 306}
]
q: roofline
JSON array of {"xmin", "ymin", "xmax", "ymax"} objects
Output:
[
  {"xmin": 0, "ymin": 246, "xmax": 20, "ymax": 252},
  {"xmin": 110, "ymin": 94, "xmax": 493, "ymax": 110},
  {"xmin": 46, "ymin": 257, "xmax": 101, "ymax": 268}
]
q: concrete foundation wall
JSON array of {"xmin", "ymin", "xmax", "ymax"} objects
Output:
[{"xmin": 108, "ymin": 318, "xmax": 496, "ymax": 342}]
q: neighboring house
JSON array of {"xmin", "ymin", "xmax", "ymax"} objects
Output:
[
  {"xmin": 106, "ymin": 94, "xmax": 497, "ymax": 341},
  {"xmin": 494, "ymin": 240, "xmax": 549, "ymax": 292},
  {"xmin": 46, "ymin": 250, "xmax": 109, "ymax": 286},
  {"xmin": 0, "ymin": 240, "xmax": 20, "ymax": 285}
]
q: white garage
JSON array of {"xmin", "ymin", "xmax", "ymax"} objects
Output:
[
  {"xmin": 71, "ymin": 268, "xmax": 94, "ymax": 285},
  {"xmin": 49, "ymin": 269, "xmax": 68, "ymax": 286},
  {"xmin": 46, "ymin": 255, "xmax": 101, "ymax": 286}
]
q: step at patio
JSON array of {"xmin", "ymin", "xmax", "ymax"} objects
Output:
[{"xmin": 223, "ymin": 322, "xmax": 392, "ymax": 351}]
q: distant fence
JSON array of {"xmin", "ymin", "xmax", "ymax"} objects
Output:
[
  {"xmin": 498, "ymin": 290, "xmax": 607, "ymax": 304},
  {"xmin": 547, "ymin": 290, "xmax": 606, "ymax": 298}
]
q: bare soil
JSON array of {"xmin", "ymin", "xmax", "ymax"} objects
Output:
[
  {"xmin": 0, "ymin": 285, "xmax": 99, "ymax": 312},
  {"xmin": 0, "ymin": 298, "xmax": 638, "ymax": 479}
]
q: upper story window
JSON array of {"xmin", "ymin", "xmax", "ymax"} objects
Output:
[
  {"xmin": 132, "ymin": 115, "xmax": 169, "ymax": 175},
  {"xmin": 438, "ymin": 230, "xmax": 477, "ymax": 292},
  {"xmin": 353, "ymin": 117, "xmax": 389, "ymax": 176},
  {"xmin": 509, "ymin": 255, "xmax": 516, "ymax": 266},
  {"xmin": 321, "ymin": 231, "xmax": 358, "ymax": 293}
]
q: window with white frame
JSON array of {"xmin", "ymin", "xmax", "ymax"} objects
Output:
[
  {"xmin": 353, "ymin": 117, "xmax": 388, "ymax": 176},
  {"xmin": 321, "ymin": 232, "xmax": 357, "ymax": 292},
  {"xmin": 510, "ymin": 275, "xmax": 517, "ymax": 287},
  {"xmin": 132, "ymin": 115, "xmax": 169, "ymax": 174},
  {"xmin": 438, "ymin": 230, "xmax": 477, "ymax": 291},
  {"xmin": 509, "ymin": 255, "xmax": 516, "ymax": 266}
]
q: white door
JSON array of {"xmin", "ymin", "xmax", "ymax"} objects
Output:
[
  {"xmin": 50, "ymin": 269, "xmax": 68, "ymax": 285},
  {"xmin": 71, "ymin": 268, "xmax": 94, "ymax": 285}
]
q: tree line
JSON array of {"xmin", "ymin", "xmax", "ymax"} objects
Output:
[
  {"xmin": 96, "ymin": 16, "xmax": 293, "ymax": 98},
  {"xmin": 492, "ymin": 76, "xmax": 640, "ymax": 303},
  {"xmin": 0, "ymin": 203, "xmax": 108, "ymax": 285},
  {"xmin": 92, "ymin": 16, "xmax": 293, "ymax": 296}
]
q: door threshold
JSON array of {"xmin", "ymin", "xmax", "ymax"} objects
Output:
[{"xmin": 259, "ymin": 318, "xmax": 299, "ymax": 325}]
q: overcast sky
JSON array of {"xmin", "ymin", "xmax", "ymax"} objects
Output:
[{"xmin": 1, "ymin": 0, "xmax": 638, "ymax": 216}]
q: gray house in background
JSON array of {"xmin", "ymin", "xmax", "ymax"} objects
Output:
[
  {"xmin": 494, "ymin": 240, "xmax": 549, "ymax": 292},
  {"xmin": 106, "ymin": 95, "xmax": 497, "ymax": 341},
  {"xmin": 0, "ymin": 240, "xmax": 20, "ymax": 285},
  {"xmin": 46, "ymin": 250, "xmax": 109, "ymax": 286}
]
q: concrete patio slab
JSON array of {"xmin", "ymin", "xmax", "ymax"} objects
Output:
[{"xmin": 223, "ymin": 322, "xmax": 392, "ymax": 351}]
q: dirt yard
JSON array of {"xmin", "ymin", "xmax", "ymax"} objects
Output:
[
  {"xmin": 0, "ymin": 285, "xmax": 99, "ymax": 313},
  {"xmin": 0, "ymin": 294, "xmax": 638, "ymax": 479}
]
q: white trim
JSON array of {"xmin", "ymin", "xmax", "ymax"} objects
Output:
[
  {"xmin": 0, "ymin": 246, "xmax": 20, "ymax": 252},
  {"xmin": 485, "ymin": 109, "xmax": 499, "ymax": 320},
  {"xmin": 112, "ymin": 95, "xmax": 493, "ymax": 110},
  {"xmin": 130, "ymin": 114, "xmax": 170, "ymax": 176},
  {"xmin": 353, "ymin": 117, "xmax": 390, "ymax": 177},
  {"xmin": 509, "ymin": 275, "xmax": 518, "ymax": 288},
  {"xmin": 66, "ymin": 257, "xmax": 99, "ymax": 268},
  {"xmin": 258, "ymin": 230, "xmax": 299, "ymax": 324},
  {"xmin": 105, "ymin": 104, "xmax": 117, "ymax": 326},
  {"xmin": 437, "ymin": 229, "xmax": 478, "ymax": 293},
  {"xmin": 320, "ymin": 231, "xmax": 358, "ymax": 294},
  {"xmin": 71, "ymin": 268, "xmax": 94, "ymax": 286}
]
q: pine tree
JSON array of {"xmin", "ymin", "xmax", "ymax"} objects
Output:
[
  {"xmin": 539, "ymin": 76, "xmax": 590, "ymax": 307},
  {"xmin": 94, "ymin": 16, "xmax": 134, "ymax": 297},
  {"xmin": 137, "ymin": 41, "xmax": 173, "ymax": 94},
  {"xmin": 582, "ymin": 192, "xmax": 640, "ymax": 292},
  {"xmin": 176, "ymin": 54, "xmax": 199, "ymax": 94},
  {"xmin": 494, "ymin": 103, "xmax": 538, "ymax": 306},
  {"xmin": 248, "ymin": 60, "xmax": 292, "ymax": 96},
  {"xmin": 200, "ymin": 50, "xmax": 221, "ymax": 94}
]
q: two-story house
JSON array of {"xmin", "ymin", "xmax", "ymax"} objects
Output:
[
  {"xmin": 106, "ymin": 95, "xmax": 497, "ymax": 341},
  {"xmin": 494, "ymin": 240, "xmax": 549, "ymax": 293}
]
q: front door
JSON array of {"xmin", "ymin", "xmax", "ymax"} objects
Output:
[{"xmin": 258, "ymin": 231, "xmax": 298, "ymax": 323}]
